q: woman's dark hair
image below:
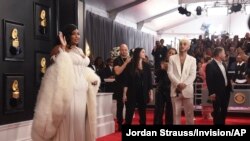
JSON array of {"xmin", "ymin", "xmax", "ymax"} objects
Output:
[
  {"xmin": 130, "ymin": 47, "xmax": 143, "ymax": 75},
  {"xmin": 56, "ymin": 24, "xmax": 78, "ymax": 47},
  {"xmin": 164, "ymin": 48, "xmax": 177, "ymax": 62}
]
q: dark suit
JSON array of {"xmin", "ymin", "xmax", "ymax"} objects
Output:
[
  {"xmin": 124, "ymin": 62, "xmax": 153, "ymax": 125},
  {"xmin": 100, "ymin": 66, "xmax": 114, "ymax": 92},
  {"xmin": 102, "ymin": 66, "xmax": 114, "ymax": 79},
  {"xmin": 206, "ymin": 60, "xmax": 231, "ymax": 125},
  {"xmin": 88, "ymin": 64, "xmax": 96, "ymax": 72},
  {"xmin": 234, "ymin": 62, "xmax": 247, "ymax": 83}
]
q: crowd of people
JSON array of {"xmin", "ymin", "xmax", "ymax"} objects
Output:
[
  {"xmin": 31, "ymin": 23, "xmax": 250, "ymax": 141},
  {"xmin": 151, "ymin": 34, "xmax": 250, "ymax": 125}
]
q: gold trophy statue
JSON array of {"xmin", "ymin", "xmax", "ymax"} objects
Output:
[
  {"xmin": 10, "ymin": 28, "xmax": 22, "ymax": 55},
  {"xmin": 12, "ymin": 80, "xmax": 20, "ymax": 99},
  {"xmin": 11, "ymin": 28, "xmax": 19, "ymax": 47},
  {"xmin": 39, "ymin": 9, "xmax": 47, "ymax": 34},
  {"xmin": 40, "ymin": 57, "xmax": 47, "ymax": 74}
]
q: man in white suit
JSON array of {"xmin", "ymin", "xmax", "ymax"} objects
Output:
[{"xmin": 167, "ymin": 38, "xmax": 197, "ymax": 125}]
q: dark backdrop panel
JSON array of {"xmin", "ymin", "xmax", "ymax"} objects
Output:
[
  {"xmin": 59, "ymin": 0, "xmax": 78, "ymax": 30},
  {"xmin": 86, "ymin": 11, "xmax": 156, "ymax": 60},
  {"xmin": 0, "ymin": 0, "xmax": 57, "ymax": 125},
  {"xmin": 86, "ymin": 11, "xmax": 113, "ymax": 59}
]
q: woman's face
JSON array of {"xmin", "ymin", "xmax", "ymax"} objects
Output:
[
  {"xmin": 97, "ymin": 58, "xmax": 103, "ymax": 65},
  {"xmin": 198, "ymin": 62, "xmax": 202, "ymax": 68},
  {"xmin": 70, "ymin": 29, "xmax": 80, "ymax": 45},
  {"xmin": 167, "ymin": 49, "xmax": 176, "ymax": 57},
  {"xmin": 139, "ymin": 49, "xmax": 146, "ymax": 59}
]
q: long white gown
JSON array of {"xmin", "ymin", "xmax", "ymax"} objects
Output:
[{"xmin": 53, "ymin": 47, "xmax": 90, "ymax": 141}]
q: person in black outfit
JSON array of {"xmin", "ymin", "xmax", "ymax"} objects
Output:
[
  {"xmin": 113, "ymin": 44, "xmax": 131, "ymax": 131},
  {"xmin": 88, "ymin": 55, "xmax": 97, "ymax": 72},
  {"xmin": 123, "ymin": 47, "xmax": 153, "ymax": 125},
  {"xmin": 206, "ymin": 47, "xmax": 232, "ymax": 125},
  {"xmin": 152, "ymin": 40, "xmax": 168, "ymax": 71},
  {"xmin": 102, "ymin": 58, "xmax": 114, "ymax": 79},
  {"xmin": 247, "ymin": 57, "xmax": 250, "ymax": 83},
  {"xmin": 101, "ymin": 58, "xmax": 114, "ymax": 92},
  {"xmin": 233, "ymin": 55, "xmax": 247, "ymax": 89},
  {"xmin": 154, "ymin": 48, "xmax": 177, "ymax": 125},
  {"xmin": 94, "ymin": 56, "xmax": 105, "ymax": 76}
]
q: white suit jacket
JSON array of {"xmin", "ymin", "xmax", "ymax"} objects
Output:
[{"xmin": 167, "ymin": 54, "xmax": 197, "ymax": 98}]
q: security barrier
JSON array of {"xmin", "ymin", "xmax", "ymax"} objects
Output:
[{"xmin": 194, "ymin": 83, "xmax": 250, "ymax": 113}]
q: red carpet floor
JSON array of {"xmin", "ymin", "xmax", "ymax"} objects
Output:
[{"xmin": 97, "ymin": 109, "xmax": 250, "ymax": 141}]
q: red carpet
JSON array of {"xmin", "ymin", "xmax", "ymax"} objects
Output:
[{"xmin": 97, "ymin": 109, "xmax": 250, "ymax": 141}]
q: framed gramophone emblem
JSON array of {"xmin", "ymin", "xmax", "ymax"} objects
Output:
[
  {"xmin": 34, "ymin": 2, "xmax": 51, "ymax": 40},
  {"xmin": 35, "ymin": 52, "xmax": 50, "ymax": 85},
  {"xmin": 3, "ymin": 20, "xmax": 24, "ymax": 61},
  {"xmin": 3, "ymin": 74, "xmax": 24, "ymax": 114}
]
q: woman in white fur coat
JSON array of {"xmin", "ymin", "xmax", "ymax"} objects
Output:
[{"xmin": 31, "ymin": 24, "xmax": 100, "ymax": 141}]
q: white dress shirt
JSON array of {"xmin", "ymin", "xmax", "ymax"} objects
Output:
[{"xmin": 214, "ymin": 59, "xmax": 227, "ymax": 86}]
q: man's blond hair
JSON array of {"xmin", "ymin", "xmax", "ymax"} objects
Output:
[{"xmin": 179, "ymin": 38, "xmax": 191, "ymax": 46}]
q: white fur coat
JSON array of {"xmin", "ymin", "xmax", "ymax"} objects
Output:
[{"xmin": 31, "ymin": 51, "xmax": 100, "ymax": 141}]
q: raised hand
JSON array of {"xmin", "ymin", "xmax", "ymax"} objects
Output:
[
  {"xmin": 58, "ymin": 31, "xmax": 67, "ymax": 50},
  {"xmin": 125, "ymin": 57, "xmax": 131, "ymax": 64}
]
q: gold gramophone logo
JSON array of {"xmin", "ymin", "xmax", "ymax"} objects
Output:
[
  {"xmin": 39, "ymin": 9, "xmax": 47, "ymax": 34},
  {"xmin": 40, "ymin": 57, "xmax": 47, "ymax": 74},
  {"xmin": 40, "ymin": 9, "xmax": 47, "ymax": 27},
  {"xmin": 234, "ymin": 92, "xmax": 246, "ymax": 104},
  {"xmin": 12, "ymin": 80, "xmax": 20, "ymax": 99},
  {"xmin": 11, "ymin": 28, "xmax": 19, "ymax": 48}
]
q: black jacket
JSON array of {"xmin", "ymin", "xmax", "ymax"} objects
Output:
[
  {"xmin": 206, "ymin": 60, "xmax": 231, "ymax": 96},
  {"xmin": 155, "ymin": 69, "xmax": 171, "ymax": 94},
  {"xmin": 124, "ymin": 62, "xmax": 153, "ymax": 104}
]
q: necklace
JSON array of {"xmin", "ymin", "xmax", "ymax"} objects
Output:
[{"xmin": 120, "ymin": 57, "xmax": 126, "ymax": 63}]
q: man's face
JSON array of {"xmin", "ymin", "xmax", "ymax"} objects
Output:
[
  {"xmin": 108, "ymin": 60, "xmax": 113, "ymax": 66},
  {"xmin": 120, "ymin": 44, "xmax": 128, "ymax": 57},
  {"xmin": 219, "ymin": 49, "xmax": 226, "ymax": 61},
  {"xmin": 160, "ymin": 39, "xmax": 164, "ymax": 45},
  {"xmin": 156, "ymin": 41, "xmax": 160, "ymax": 47},
  {"xmin": 179, "ymin": 41, "xmax": 190, "ymax": 53},
  {"xmin": 236, "ymin": 55, "xmax": 242, "ymax": 62}
]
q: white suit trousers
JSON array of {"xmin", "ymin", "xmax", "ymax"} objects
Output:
[{"xmin": 171, "ymin": 95, "xmax": 194, "ymax": 125}]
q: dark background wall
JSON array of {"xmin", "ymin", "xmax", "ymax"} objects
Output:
[
  {"xmin": 0, "ymin": 0, "xmax": 58, "ymax": 125},
  {"xmin": 59, "ymin": 0, "xmax": 85, "ymax": 49}
]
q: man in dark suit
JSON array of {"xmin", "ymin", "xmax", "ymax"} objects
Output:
[
  {"xmin": 102, "ymin": 58, "xmax": 114, "ymax": 79},
  {"xmin": 206, "ymin": 47, "xmax": 231, "ymax": 125},
  {"xmin": 101, "ymin": 58, "xmax": 115, "ymax": 92}
]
